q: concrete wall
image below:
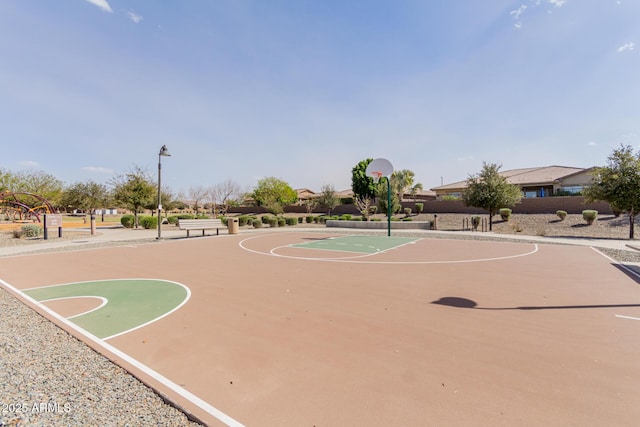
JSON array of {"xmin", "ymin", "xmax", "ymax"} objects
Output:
[
  {"xmin": 228, "ymin": 196, "xmax": 613, "ymax": 216},
  {"xmin": 326, "ymin": 220, "xmax": 431, "ymax": 230}
]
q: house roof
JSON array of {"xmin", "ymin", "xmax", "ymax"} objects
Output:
[{"xmin": 431, "ymin": 165, "xmax": 590, "ymax": 191}]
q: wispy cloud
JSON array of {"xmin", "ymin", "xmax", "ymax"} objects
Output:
[
  {"xmin": 17, "ymin": 160, "xmax": 39, "ymax": 168},
  {"xmin": 82, "ymin": 166, "xmax": 114, "ymax": 174},
  {"xmin": 127, "ymin": 11, "xmax": 143, "ymax": 24},
  {"xmin": 510, "ymin": 5, "xmax": 528, "ymax": 29},
  {"xmin": 586, "ymin": 141, "xmax": 597, "ymax": 146},
  {"xmin": 511, "ymin": 1, "xmax": 567, "ymax": 28},
  {"xmin": 617, "ymin": 42, "xmax": 635, "ymax": 53},
  {"xmin": 85, "ymin": 0, "xmax": 113, "ymax": 13},
  {"xmin": 548, "ymin": 0, "xmax": 567, "ymax": 7}
]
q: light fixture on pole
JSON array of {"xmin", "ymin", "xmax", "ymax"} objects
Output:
[{"xmin": 157, "ymin": 145, "xmax": 171, "ymax": 239}]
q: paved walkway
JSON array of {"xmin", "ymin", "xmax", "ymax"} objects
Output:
[{"xmin": 2, "ymin": 224, "xmax": 640, "ymax": 258}]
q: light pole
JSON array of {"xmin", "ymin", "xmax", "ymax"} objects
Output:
[{"xmin": 157, "ymin": 145, "xmax": 171, "ymax": 239}]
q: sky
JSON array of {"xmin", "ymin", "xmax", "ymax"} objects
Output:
[{"xmin": 1, "ymin": 0, "xmax": 639, "ymax": 196}]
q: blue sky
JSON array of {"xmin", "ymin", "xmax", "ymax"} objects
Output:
[{"xmin": 1, "ymin": 1, "xmax": 639, "ymax": 195}]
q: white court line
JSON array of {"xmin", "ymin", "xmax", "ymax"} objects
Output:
[
  {"xmin": 38, "ymin": 296, "xmax": 108, "ymax": 319},
  {"xmin": 616, "ymin": 315, "xmax": 640, "ymax": 321},
  {"xmin": 0, "ymin": 278, "xmax": 244, "ymax": 427},
  {"xmin": 239, "ymin": 233, "xmax": 539, "ymax": 264},
  {"xmin": 590, "ymin": 247, "xmax": 640, "ymax": 281}
]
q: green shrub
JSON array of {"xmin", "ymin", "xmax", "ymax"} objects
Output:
[
  {"xmin": 167, "ymin": 215, "xmax": 179, "ymax": 225},
  {"xmin": 306, "ymin": 216, "xmax": 314, "ymax": 223},
  {"xmin": 351, "ymin": 217, "xmax": 363, "ymax": 221},
  {"xmin": 313, "ymin": 216, "xmax": 320, "ymax": 223},
  {"xmin": 556, "ymin": 210, "xmax": 567, "ymax": 221},
  {"xmin": 237, "ymin": 215, "xmax": 249, "ymax": 226},
  {"xmin": 341, "ymin": 214, "xmax": 352, "ymax": 220},
  {"xmin": 261, "ymin": 215, "xmax": 270, "ymax": 224},
  {"xmin": 267, "ymin": 217, "xmax": 278, "ymax": 227},
  {"xmin": 220, "ymin": 217, "xmax": 228, "ymax": 226},
  {"xmin": 298, "ymin": 217, "xmax": 303, "ymax": 223},
  {"xmin": 121, "ymin": 214, "xmax": 135, "ymax": 228},
  {"xmin": 402, "ymin": 217, "xmax": 413, "ymax": 221},
  {"xmin": 20, "ymin": 224, "xmax": 42, "ymax": 238},
  {"xmin": 415, "ymin": 203, "xmax": 424, "ymax": 215},
  {"xmin": 499, "ymin": 208, "xmax": 512, "ymax": 221},
  {"xmin": 139, "ymin": 216, "xmax": 158, "ymax": 230},
  {"xmin": 582, "ymin": 210, "xmax": 598, "ymax": 225},
  {"xmin": 404, "ymin": 208, "xmax": 412, "ymax": 216},
  {"xmin": 285, "ymin": 217, "xmax": 297, "ymax": 226},
  {"xmin": 370, "ymin": 218, "xmax": 382, "ymax": 221},
  {"xmin": 252, "ymin": 219, "xmax": 262, "ymax": 228},
  {"xmin": 278, "ymin": 218, "xmax": 286, "ymax": 227}
]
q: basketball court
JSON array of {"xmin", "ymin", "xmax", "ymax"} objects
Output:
[{"xmin": 1, "ymin": 230, "xmax": 639, "ymax": 426}]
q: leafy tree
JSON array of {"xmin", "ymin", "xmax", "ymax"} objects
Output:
[
  {"xmin": 3, "ymin": 169, "xmax": 64, "ymax": 207},
  {"xmin": 251, "ymin": 177, "xmax": 297, "ymax": 215},
  {"xmin": 462, "ymin": 162, "xmax": 522, "ymax": 231},
  {"xmin": 583, "ymin": 144, "xmax": 640, "ymax": 239},
  {"xmin": 316, "ymin": 184, "xmax": 341, "ymax": 215},
  {"xmin": 111, "ymin": 166, "xmax": 155, "ymax": 228},
  {"xmin": 0, "ymin": 168, "xmax": 18, "ymax": 192},
  {"xmin": 351, "ymin": 158, "xmax": 377, "ymax": 200},
  {"xmin": 61, "ymin": 180, "xmax": 110, "ymax": 214},
  {"xmin": 376, "ymin": 179, "xmax": 401, "ymax": 216}
]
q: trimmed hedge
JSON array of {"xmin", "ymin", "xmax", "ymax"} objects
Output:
[
  {"xmin": 121, "ymin": 214, "xmax": 135, "ymax": 228},
  {"xmin": 139, "ymin": 216, "xmax": 158, "ymax": 230},
  {"xmin": 556, "ymin": 210, "xmax": 567, "ymax": 221},
  {"xmin": 499, "ymin": 208, "xmax": 511, "ymax": 221},
  {"xmin": 582, "ymin": 210, "xmax": 598, "ymax": 225}
]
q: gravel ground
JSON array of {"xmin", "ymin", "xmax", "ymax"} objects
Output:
[
  {"xmin": 0, "ymin": 287, "xmax": 205, "ymax": 427},
  {"xmin": 1, "ymin": 213, "xmax": 640, "ymax": 426}
]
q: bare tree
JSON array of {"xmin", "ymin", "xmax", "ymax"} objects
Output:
[
  {"xmin": 304, "ymin": 198, "xmax": 318, "ymax": 214},
  {"xmin": 355, "ymin": 196, "xmax": 374, "ymax": 221},
  {"xmin": 210, "ymin": 180, "xmax": 242, "ymax": 216},
  {"xmin": 188, "ymin": 185, "xmax": 208, "ymax": 216}
]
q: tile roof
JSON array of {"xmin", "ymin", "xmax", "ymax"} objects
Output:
[{"xmin": 431, "ymin": 165, "xmax": 590, "ymax": 191}]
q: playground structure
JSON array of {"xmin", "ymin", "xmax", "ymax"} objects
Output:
[{"xmin": 0, "ymin": 191, "xmax": 56, "ymax": 223}]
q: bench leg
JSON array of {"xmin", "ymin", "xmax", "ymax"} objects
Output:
[
  {"xmin": 217, "ymin": 228, "xmax": 219, "ymax": 236},
  {"xmin": 187, "ymin": 230, "xmax": 190, "ymax": 238},
  {"xmin": 202, "ymin": 230, "xmax": 205, "ymax": 236}
]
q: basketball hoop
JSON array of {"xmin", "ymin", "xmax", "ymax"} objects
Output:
[{"xmin": 371, "ymin": 171, "xmax": 383, "ymax": 184}]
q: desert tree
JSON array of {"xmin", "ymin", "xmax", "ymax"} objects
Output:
[
  {"xmin": 316, "ymin": 184, "xmax": 341, "ymax": 215},
  {"xmin": 111, "ymin": 165, "xmax": 155, "ymax": 228},
  {"xmin": 462, "ymin": 162, "xmax": 522, "ymax": 231},
  {"xmin": 583, "ymin": 144, "xmax": 640, "ymax": 239}
]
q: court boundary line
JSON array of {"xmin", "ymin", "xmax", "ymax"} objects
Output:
[
  {"xmin": 0, "ymin": 278, "xmax": 245, "ymax": 427},
  {"xmin": 239, "ymin": 233, "xmax": 540, "ymax": 264}
]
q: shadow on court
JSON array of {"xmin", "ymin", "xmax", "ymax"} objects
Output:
[{"xmin": 431, "ymin": 296, "xmax": 640, "ymax": 311}]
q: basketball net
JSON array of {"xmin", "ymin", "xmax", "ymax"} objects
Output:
[{"xmin": 371, "ymin": 171, "xmax": 383, "ymax": 184}]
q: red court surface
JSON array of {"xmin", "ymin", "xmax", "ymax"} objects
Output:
[{"xmin": 1, "ymin": 231, "xmax": 640, "ymax": 426}]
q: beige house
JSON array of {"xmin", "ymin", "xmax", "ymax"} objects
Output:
[{"xmin": 431, "ymin": 165, "xmax": 596, "ymax": 199}]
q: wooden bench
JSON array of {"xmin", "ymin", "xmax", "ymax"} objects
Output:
[{"xmin": 178, "ymin": 219, "xmax": 224, "ymax": 237}]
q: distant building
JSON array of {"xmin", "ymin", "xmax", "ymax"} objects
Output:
[{"xmin": 431, "ymin": 166, "xmax": 595, "ymax": 199}]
